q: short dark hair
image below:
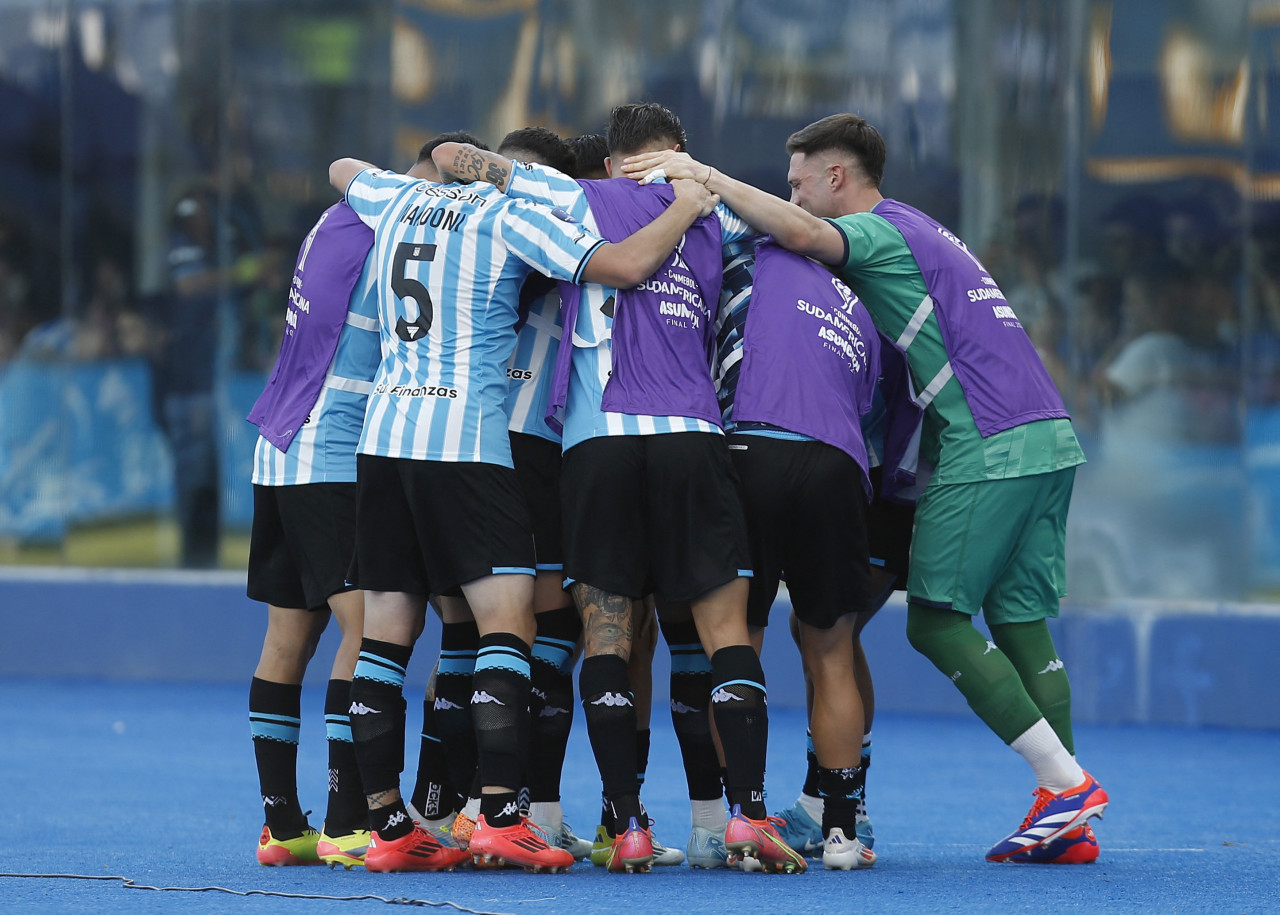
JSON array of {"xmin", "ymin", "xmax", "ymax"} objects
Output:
[
  {"xmin": 567, "ymin": 134, "xmax": 609, "ymax": 180},
  {"xmin": 607, "ymin": 102, "xmax": 687, "ymax": 158},
  {"xmin": 416, "ymin": 131, "xmax": 489, "ymax": 165},
  {"xmin": 786, "ymin": 114, "xmax": 885, "ymax": 189},
  {"xmin": 498, "ymin": 126, "xmax": 577, "ymax": 176}
]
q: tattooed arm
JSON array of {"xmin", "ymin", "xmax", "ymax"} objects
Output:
[{"xmin": 432, "ymin": 143, "xmax": 514, "ymax": 191}]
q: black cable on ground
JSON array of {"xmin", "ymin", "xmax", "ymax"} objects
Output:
[{"xmin": 0, "ymin": 873, "xmax": 512, "ymax": 914}]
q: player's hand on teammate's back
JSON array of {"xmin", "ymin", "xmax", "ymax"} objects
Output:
[
  {"xmin": 671, "ymin": 177, "xmax": 719, "ymax": 218},
  {"xmin": 623, "ymin": 149, "xmax": 710, "ymax": 185}
]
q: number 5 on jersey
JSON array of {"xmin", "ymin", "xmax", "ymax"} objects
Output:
[{"xmin": 392, "ymin": 242, "xmax": 437, "ymax": 342}]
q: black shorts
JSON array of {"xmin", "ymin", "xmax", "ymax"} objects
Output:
[
  {"xmin": 247, "ymin": 483, "xmax": 358, "ymax": 611},
  {"xmin": 866, "ymin": 465, "xmax": 915, "ymax": 591},
  {"xmin": 353, "ymin": 454, "xmax": 535, "ymax": 597},
  {"xmin": 728, "ymin": 434, "xmax": 872, "ymax": 630},
  {"xmin": 510, "ymin": 431, "xmax": 563, "ymax": 571},
  {"xmin": 560, "ymin": 432, "xmax": 750, "ymax": 602}
]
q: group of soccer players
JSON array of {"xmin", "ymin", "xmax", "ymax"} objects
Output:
[{"xmin": 244, "ymin": 100, "xmax": 1110, "ymax": 877}]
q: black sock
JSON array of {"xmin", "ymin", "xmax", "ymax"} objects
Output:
[
  {"xmin": 480, "ymin": 790, "xmax": 523, "ymax": 829},
  {"xmin": 709, "ymin": 646, "xmax": 768, "ymax": 820},
  {"xmin": 349, "ymin": 639, "xmax": 411, "ymax": 803},
  {"xmin": 436, "ymin": 621, "xmax": 480, "ymax": 799},
  {"xmin": 410, "ymin": 693, "xmax": 458, "ymax": 820},
  {"xmin": 249, "ymin": 677, "xmax": 308, "ymax": 836},
  {"xmin": 471, "ymin": 633, "xmax": 532, "ymax": 799},
  {"xmin": 801, "ymin": 731, "xmax": 820, "ymax": 797},
  {"xmin": 661, "ymin": 617, "xmax": 721, "ymax": 801},
  {"xmin": 635, "ymin": 727, "xmax": 651, "ymax": 790},
  {"xmin": 371, "ymin": 801, "xmax": 414, "ymax": 841},
  {"xmin": 324, "ymin": 679, "xmax": 367, "ymax": 834},
  {"xmin": 528, "ymin": 605, "xmax": 579, "ymax": 803},
  {"xmin": 818, "ymin": 766, "xmax": 862, "ymax": 837},
  {"xmin": 579, "ymin": 654, "xmax": 639, "ymax": 832}
]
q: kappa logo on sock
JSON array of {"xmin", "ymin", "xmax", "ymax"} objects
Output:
[
  {"xmin": 984, "ymin": 640, "xmax": 998, "ymax": 655},
  {"xmin": 590, "ymin": 692, "xmax": 633, "ymax": 707},
  {"xmin": 1038, "ymin": 658, "xmax": 1065, "ymax": 674},
  {"xmin": 670, "ymin": 699, "xmax": 700, "ymax": 714},
  {"xmin": 539, "ymin": 705, "xmax": 571, "ymax": 717},
  {"xmin": 472, "ymin": 690, "xmax": 506, "ymax": 705},
  {"xmin": 712, "ymin": 688, "xmax": 744, "ymax": 704},
  {"xmin": 349, "ymin": 701, "xmax": 381, "ymax": 715},
  {"xmin": 499, "ymin": 801, "xmax": 521, "ymax": 817},
  {"xmin": 384, "ymin": 810, "xmax": 408, "ymax": 828},
  {"xmin": 434, "ymin": 697, "xmax": 463, "ymax": 711}
]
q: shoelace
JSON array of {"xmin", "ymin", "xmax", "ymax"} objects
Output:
[{"xmin": 1018, "ymin": 788, "xmax": 1055, "ymax": 831}]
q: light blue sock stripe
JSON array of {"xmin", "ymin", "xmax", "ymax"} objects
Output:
[
  {"xmin": 250, "ymin": 721, "xmax": 300, "ymax": 743},
  {"xmin": 250, "ymin": 712, "xmax": 302, "ymax": 726},
  {"xmin": 535, "ymin": 636, "xmax": 578, "ymax": 652},
  {"xmin": 670, "ymin": 647, "xmax": 712, "ymax": 674},
  {"xmin": 737, "ymin": 569, "xmax": 754, "ymax": 578},
  {"xmin": 475, "ymin": 652, "xmax": 530, "ymax": 679},
  {"xmin": 714, "ymin": 678, "xmax": 766, "ymax": 694},
  {"xmin": 354, "ymin": 656, "xmax": 406, "ymax": 688},
  {"xmin": 325, "ymin": 722, "xmax": 353, "ymax": 742},
  {"xmin": 438, "ymin": 657, "xmax": 475, "ymax": 675},
  {"xmin": 357, "ymin": 650, "xmax": 406, "ymax": 676},
  {"xmin": 532, "ymin": 643, "xmax": 572, "ymax": 666},
  {"xmin": 421, "ymin": 732, "xmax": 443, "ymax": 744}
]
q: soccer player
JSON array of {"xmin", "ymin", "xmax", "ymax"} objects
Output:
[
  {"xmin": 770, "ymin": 387, "xmax": 919, "ymax": 858},
  {"xmin": 329, "ymin": 141, "xmax": 716, "ymax": 873},
  {"xmin": 493, "ymin": 126, "xmax": 592, "ymax": 860},
  {"xmin": 244, "ymin": 194, "xmax": 383, "ymax": 867},
  {"xmin": 623, "ymin": 113, "xmax": 1109, "ymax": 865},
  {"xmin": 432, "ymin": 102, "xmax": 805, "ymax": 875},
  {"xmin": 710, "ymin": 231, "xmax": 890, "ymax": 870}
]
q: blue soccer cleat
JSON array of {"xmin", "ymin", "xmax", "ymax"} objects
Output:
[
  {"xmin": 986, "ymin": 772, "xmax": 1109, "ymax": 862},
  {"xmin": 1010, "ymin": 822, "xmax": 1100, "ymax": 864},
  {"xmin": 767, "ymin": 800, "xmax": 825, "ymax": 858}
]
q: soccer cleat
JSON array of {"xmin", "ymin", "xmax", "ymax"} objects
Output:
[
  {"xmin": 530, "ymin": 818, "xmax": 594, "ymax": 860},
  {"xmin": 604, "ymin": 816, "xmax": 654, "ymax": 873},
  {"xmin": 364, "ymin": 824, "xmax": 470, "ymax": 872},
  {"xmin": 855, "ymin": 797, "xmax": 875, "ymax": 849},
  {"xmin": 257, "ymin": 825, "xmax": 322, "ymax": 866},
  {"xmin": 986, "ymin": 772, "xmax": 1109, "ymax": 862},
  {"xmin": 450, "ymin": 810, "xmax": 477, "ymax": 849},
  {"xmin": 821, "ymin": 827, "xmax": 876, "ymax": 870},
  {"xmin": 589, "ymin": 824, "xmax": 612, "ymax": 867},
  {"xmin": 316, "ymin": 827, "xmax": 371, "ymax": 869},
  {"xmin": 1010, "ymin": 822, "xmax": 1100, "ymax": 864},
  {"xmin": 686, "ymin": 824, "xmax": 728, "ymax": 869},
  {"xmin": 767, "ymin": 800, "xmax": 825, "ymax": 858},
  {"xmin": 649, "ymin": 824, "xmax": 686, "ymax": 866},
  {"xmin": 724, "ymin": 805, "xmax": 808, "ymax": 874},
  {"xmin": 468, "ymin": 815, "xmax": 575, "ymax": 872}
]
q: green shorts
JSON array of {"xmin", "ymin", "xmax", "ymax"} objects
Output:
[{"xmin": 906, "ymin": 466, "xmax": 1074, "ymax": 624}]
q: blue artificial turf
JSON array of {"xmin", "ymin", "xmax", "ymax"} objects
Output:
[{"xmin": 1, "ymin": 678, "xmax": 1276, "ymax": 913}]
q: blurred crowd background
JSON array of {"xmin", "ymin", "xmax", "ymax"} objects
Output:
[{"xmin": 0, "ymin": 0, "xmax": 1276, "ymax": 603}]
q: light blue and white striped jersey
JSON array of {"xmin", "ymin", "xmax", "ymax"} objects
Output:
[
  {"xmin": 252, "ymin": 246, "xmax": 381, "ymax": 485},
  {"xmin": 506, "ymin": 277, "xmax": 562, "ymax": 443},
  {"xmin": 505, "ymin": 162, "xmax": 756, "ymax": 451},
  {"xmin": 345, "ymin": 168, "xmax": 604, "ymax": 465}
]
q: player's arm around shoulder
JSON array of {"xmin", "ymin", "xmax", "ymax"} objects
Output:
[
  {"xmin": 579, "ymin": 178, "xmax": 718, "ymax": 289},
  {"xmin": 620, "ymin": 149, "xmax": 844, "ymax": 266},
  {"xmin": 434, "ymin": 142, "xmax": 584, "ymax": 213},
  {"xmin": 329, "ymin": 158, "xmax": 377, "ymax": 196}
]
